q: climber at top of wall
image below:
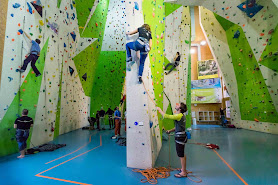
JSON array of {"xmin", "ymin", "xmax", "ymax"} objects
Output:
[
  {"xmin": 157, "ymin": 103, "xmax": 188, "ymax": 178},
  {"xmin": 17, "ymin": 30, "xmax": 41, "ymax": 77},
  {"xmin": 164, "ymin": 52, "xmax": 181, "ymax": 75},
  {"xmin": 126, "ymin": 24, "xmax": 152, "ymax": 84}
]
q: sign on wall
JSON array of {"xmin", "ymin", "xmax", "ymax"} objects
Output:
[
  {"xmin": 191, "ymin": 78, "xmax": 221, "ymax": 89},
  {"xmin": 191, "ymin": 88, "xmax": 222, "ymax": 103},
  {"xmin": 197, "ymin": 59, "xmax": 218, "ymax": 79}
]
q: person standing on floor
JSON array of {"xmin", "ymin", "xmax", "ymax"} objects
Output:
[
  {"xmin": 112, "ymin": 107, "xmax": 121, "ymax": 139},
  {"xmin": 126, "ymin": 24, "xmax": 152, "ymax": 84},
  {"xmin": 18, "ymin": 30, "xmax": 41, "ymax": 77},
  {"xmin": 165, "ymin": 52, "xmax": 181, "ymax": 75},
  {"xmin": 96, "ymin": 111, "xmax": 101, "ymax": 131},
  {"xmin": 106, "ymin": 108, "xmax": 114, "ymax": 129},
  {"xmin": 99, "ymin": 108, "xmax": 106, "ymax": 130},
  {"xmin": 157, "ymin": 103, "xmax": 188, "ymax": 178},
  {"xmin": 220, "ymin": 108, "xmax": 226, "ymax": 127},
  {"xmin": 14, "ymin": 109, "xmax": 33, "ymax": 159}
]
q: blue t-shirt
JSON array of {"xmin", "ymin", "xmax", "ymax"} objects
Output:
[
  {"xmin": 114, "ymin": 110, "xmax": 121, "ymax": 120},
  {"xmin": 30, "ymin": 40, "xmax": 41, "ymax": 54}
]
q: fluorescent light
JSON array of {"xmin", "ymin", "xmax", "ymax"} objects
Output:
[
  {"xmin": 190, "ymin": 48, "xmax": 196, "ymax": 54},
  {"xmin": 200, "ymin": 40, "xmax": 207, "ymax": 46}
]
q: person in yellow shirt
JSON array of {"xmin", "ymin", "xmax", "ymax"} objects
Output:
[{"xmin": 157, "ymin": 102, "xmax": 188, "ymax": 178}]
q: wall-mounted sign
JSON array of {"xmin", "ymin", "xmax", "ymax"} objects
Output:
[{"xmin": 197, "ymin": 59, "xmax": 218, "ymax": 79}]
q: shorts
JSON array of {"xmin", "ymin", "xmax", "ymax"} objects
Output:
[
  {"xmin": 16, "ymin": 129, "xmax": 30, "ymax": 151},
  {"xmin": 175, "ymin": 136, "xmax": 187, "ymax": 157}
]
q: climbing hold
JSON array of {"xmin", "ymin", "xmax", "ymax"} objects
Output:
[
  {"xmin": 233, "ymin": 30, "xmax": 240, "ymax": 38},
  {"xmin": 27, "ymin": 2, "xmax": 33, "ymax": 14},
  {"xmin": 134, "ymin": 122, "xmax": 138, "ymax": 126},
  {"xmin": 134, "ymin": 2, "xmax": 139, "ymax": 10},
  {"xmin": 39, "ymin": 20, "xmax": 44, "ymax": 26},
  {"xmin": 13, "ymin": 3, "xmax": 21, "ymax": 8}
]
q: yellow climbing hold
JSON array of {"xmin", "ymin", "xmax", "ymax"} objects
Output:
[{"xmin": 39, "ymin": 20, "xmax": 44, "ymax": 26}]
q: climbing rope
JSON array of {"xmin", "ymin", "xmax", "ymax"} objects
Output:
[
  {"xmin": 142, "ymin": 79, "xmax": 156, "ymax": 106},
  {"xmin": 133, "ymin": 133, "xmax": 202, "ymax": 184}
]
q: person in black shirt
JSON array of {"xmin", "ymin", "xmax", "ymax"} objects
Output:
[
  {"xmin": 106, "ymin": 108, "xmax": 114, "ymax": 129},
  {"xmin": 126, "ymin": 24, "xmax": 153, "ymax": 84},
  {"xmin": 14, "ymin": 109, "xmax": 33, "ymax": 158},
  {"xmin": 88, "ymin": 116, "xmax": 96, "ymax": 130},
  {"xmin": 165, "ymin": 52, "xmax": 181, "ymax": 75},
  {"xmin": 99, "ymin": 108, "xmax": 106, "ymax": 130},
  {"xmin": 96, "ymin": 111, "xmax": 101, "ymax": 131},
  {"xmin": 220, "ymin": 108, "xmax": 226, "ymax": 127}
]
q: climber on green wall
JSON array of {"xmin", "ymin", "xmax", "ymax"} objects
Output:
[
  {"xmin": 17, "ymin": 30, "xmax": 41, "ymax": 77},
  {"xmin": 164, "ymin": 52, "xmax": 181, "ymax": 75},
  {"xmin": 126, "ymin": 24, "xmax": 152, "ymax": 84},
  {"xmin": 14, "ymin": 109, "xmax": 33, "ymax": 159}
]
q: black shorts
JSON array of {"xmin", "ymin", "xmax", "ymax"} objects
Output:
[{"xmin": 175, "ymin": 137, "xmax": 187, "ymax": 157}]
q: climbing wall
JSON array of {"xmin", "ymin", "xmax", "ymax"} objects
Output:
[
  {"xmin": 73, "ymin": 0, "xmax": 126, "ymax": 117},
  {"xmin": 0, "ymin": 0, "xmax": 129, "ymax": 157},
  {"xmin": 163, "ymin": 5, "xmax": 191, "ymax": 129},
  {"xmin": 199, "ymin": 7, "xmax": 278, "ymax": 133},
  {"xmin": 164, "ymin": 0, "xmax": 278, "ymax": 133},
  {"xmin": 126, "ymin": 0, "xmax": 161, "ymax": 169}
]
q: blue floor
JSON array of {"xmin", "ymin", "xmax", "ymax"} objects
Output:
[{"xmin": 1, "ymin": 125, "xmax": 278, "ymax": 185}]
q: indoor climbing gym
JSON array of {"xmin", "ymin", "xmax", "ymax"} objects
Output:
[{"xmin": 0, "ymin": 0, "xmax": 278, "ymax": 185}]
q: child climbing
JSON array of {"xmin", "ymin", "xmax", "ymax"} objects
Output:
[
  {"xmin": 126, "ymin": 24, "xmax": 152, "ymax": 84},
  {"xmin": 112, "ymin": 107, "xmax": 121, "ymax": 139},
  {"xmin": 164, "ymin": 52, "xmax": 181, "ymax": 75},
  {"xmin": 18, "ymin": 30, "xmax": 41, "ymax": 77},
  {"xmin": 157, "ymin": 103, "xmax": 188, "ymax": 178},
  {"xmin": 14, "ymin": 109, "xmax": 33, "ymax": 158}
]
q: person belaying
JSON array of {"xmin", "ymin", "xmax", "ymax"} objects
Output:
[
  {"xmin": 157, "ymin": 103, "xmax": 188, "ymax": 178},
  {"xmin": 112, "ymin": 107, "xmax": 121, "ymax": 139},
  {"xmin": 126, "ymin": 24, "xmax": 152, "ymax": 84},
  {"xmin": 18, "ymin": 30, "xmax": 41, "ymax": 77},
  {"xmin": 14, "ymin": 109, "xmax": 33, "ymax": 159},
  {"xmin": 165, "ymin": 52, "xmax": 181, "ymax": 75}
]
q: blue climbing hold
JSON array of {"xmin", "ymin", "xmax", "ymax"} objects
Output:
[
  {"xmin": 134, "ymin": 2, "xmax": 139, "ymax": 10},
  {"xmin": 149, "ymin": 121, "xmax": 153, "ymax": 128},
  {"xmin": 13, "ymin": 3, "xmax": 21, "ymax": 8},
  {"xmin": 70, "ymin": 31, "xmax": 76, "ymax": 41},
  {"xmin": 27, "ymin": 2, "xmax": 33, "ymax": 14},
  {"xmin": 18, "ymin": 29, "xmax": 23, "ymax": 34},
  {"xmin": 233, "ymin": 30, "xmax": 240, "ymax": 39},
  {"xmin": 134, "ymin": 122, "xmax": 138, "ymax": 126}
]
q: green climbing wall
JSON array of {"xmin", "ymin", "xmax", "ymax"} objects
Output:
[
  {"xmin": 75, "ymin": 0, "xmax": 97, "ymax": 29},
  {"xmin": 90, "ymin": 51, "xmax": 126, "ymax": 116},
  {"xmin": 0, "ymin": 39, "xmax": 49, "ymax": 157},
  {"xmin": 259, "ymin": 24, "xmax": 278, "ymax": 71},
  {"xmin": 142, "ymin": 0, "xmax": 165, "ymax": 134},
  {"xmin": 74, "ymin": 0, "xmax": 126, "ymax": 118},
  {"xmin": 215, "ymin": 15, "xmax": 278, "ymax": 123}
]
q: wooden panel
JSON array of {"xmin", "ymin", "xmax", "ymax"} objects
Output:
[{"xmin": 0, "ymin": 0, "xmax": 9, "ymax": 86}]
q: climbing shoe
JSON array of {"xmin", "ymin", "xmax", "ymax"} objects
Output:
[
  {"xmin": 127, "ymin": 61, "xmax": 135, "ymax": 71},
  {"xmin": 36, "ymin": 73, "xmax": 41, "ymax": 77},
  {"xmin": 126, "ymin": 57, "xmax": 132, "ymax": 62},
  {"xmin": 18, "ymin": 69, "xmax": 25, "ymax": 72}
]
